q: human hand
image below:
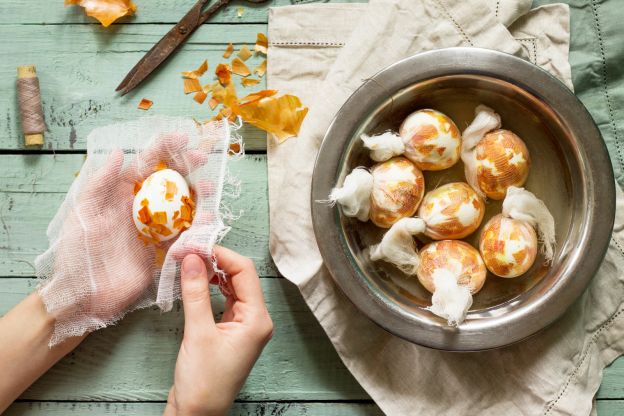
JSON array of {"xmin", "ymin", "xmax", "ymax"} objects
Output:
[
  {"xmin": 165, "ymin": 247, "xmax": 273, "ymax": 416},
  {"xmin": 40, "ymin": 134, "xmax": 207, "ymax": 328}
]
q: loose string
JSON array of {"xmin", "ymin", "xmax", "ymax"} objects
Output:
[{"xmin": 17, "ymin": 77, "xmax": 45, "ymax": 135}]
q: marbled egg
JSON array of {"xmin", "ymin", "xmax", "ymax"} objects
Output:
[
  {"xmin": 369, "ymin": 157, "xmax": 425, "ymax": 228},
  {"xmin": 133, "ymin": 168, "xmax": 193, "ymax": 244},
  {"xmin": 417, "ymin": 240, "xmax": 487, "ymax": 294},
  {"xmin": 418, "ymin": 182, "xmax": 485, "ymax": 240},
  {"xmin": 399, "ymin": 109, "xmax": 461, "ymax": 171},
  {"xmin": 479, "ymin": 214, "xmax": 538, "ymax": 278},
  {"xmin": 475, "ymin": 129, "xmax": 530, "ymax": 200}
]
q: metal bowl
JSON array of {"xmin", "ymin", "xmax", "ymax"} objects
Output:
[{"xmin": 311, "ymin": 48, "xmax": 615, "ymax": 351}]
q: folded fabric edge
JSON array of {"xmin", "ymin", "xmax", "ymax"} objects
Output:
[{"xmin": 269, "ymin": 4, "xmax": 368, "ymax": 46}]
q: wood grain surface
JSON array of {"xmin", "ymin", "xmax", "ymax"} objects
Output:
[{"xmin": 1, "ymin": 0, "xmax": 623, "ymax": 415}]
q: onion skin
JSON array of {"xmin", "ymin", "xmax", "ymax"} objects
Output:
[
  {"xmin": 479, "ymin": 214, "xmax": 538, "ymax": 278},
  {"xmin": 399, "ymin": 109, "xmax": 461, "ymax": 171},
  {"xmin": 418, "ymin": 182, "xmax": 485, "ymax": 240},
  {"xmin": 475, "ymin": 129, "xmax": 530, "ymax": 200},
  {"xmin": 417, "ymin": 240, "xmax": 487, "ymax": 294},
  {"xmin": 369, "ymin": 157, "xmax": 425, "ymax": 228}
]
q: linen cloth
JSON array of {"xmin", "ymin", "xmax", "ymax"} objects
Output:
[{"xmin": 267, "ymin": 1, "xmax": 624, "ymax": 414}]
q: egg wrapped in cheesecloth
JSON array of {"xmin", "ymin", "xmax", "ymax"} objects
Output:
[
  {"xmin": 328, "ymin": 157, "xmax": 425, "ymax": 228},
  {"xmin": 461, "ymin": 105, "xmax": 530, "ymax": 200},
  {"xmin": 418, "ymin": 182, "xmax": 485, "ymax": 240},
  {"xmin": 133, "ymin": 167, "xmax": 194, "ymax": 244},
  {"xmin": 369, "ymin": 218, "xmax": 487, "ymax": 326},
  {"xmin": 479, "ymin": 186, "xmax": 556, "ymax": 278},
  {"xmin": 360, "ymin": 109, "xmax": 461, "ymax": 170}
]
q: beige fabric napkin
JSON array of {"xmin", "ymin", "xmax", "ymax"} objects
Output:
[{"xmin": 267, "ymin": 1, "xmax": 623, "ymax": 414}]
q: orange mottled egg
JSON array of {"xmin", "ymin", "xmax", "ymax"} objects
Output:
[
  {"xmin": 399, "ymin": 109, "xmax": 461, "ymax": 171},
  {"xmin": 479, "ymin": 214, "xmax": 538, "ymax": 278},
  {"xmin": 418, "ymin": 182, "xmax": 485, "ymax": 240},
  {"xmin": 417, "ymin": 240, "xmax": 487, "ymax": 294},
  {"xmin": 133, "ymin": 168, "xmax": 192, "ymax": 243},
  {"xmin": 475, "ymin": 129, "xmax": 530, "ymax": 200},
  {"xmin": 369, "ymin": 157, "xmax": 425, "ymax": 228}
]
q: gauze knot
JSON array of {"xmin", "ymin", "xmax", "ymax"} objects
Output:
[
  {"xmin": 426, "ymin": 268, "xmax": 473, "ymax": 326},
  {"xmin": 361, "ymin": 131, "xmax": 405, "ymax": 162},
  {"xmin": 328, "ymin": 167, "xmax": 373, "ymax": 221},
  {"xmin": 369, "ymin": 217, "xmax": 426, "ymax": 275},
  {"xmin": 502, "ymin": 186, "xmax": 556, "ymax": 262},
  {"xmin": 460, "ymin": 105, "xmax": 501, "ymax": 198}
]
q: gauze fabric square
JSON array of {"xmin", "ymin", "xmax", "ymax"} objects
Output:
[
  {"xmin": 267, "ymin": 1, "xmax": 624, "ymax": 415},
  {"xmin": 36, "ymin": 117, "xmax": 235, "ymax": 346}
]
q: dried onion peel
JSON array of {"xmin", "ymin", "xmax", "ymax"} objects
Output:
[
  {"xmin": 137, "ymin": 98, "xmax": 153, "ymax": 110},
  {"xmin": 65, "ymin": 0, "xmax": 136, "ymax": 27}
]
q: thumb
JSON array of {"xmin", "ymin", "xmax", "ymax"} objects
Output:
[{"xmin": 181, "ymin": 254, "xmax": 216, "ymax": 333}]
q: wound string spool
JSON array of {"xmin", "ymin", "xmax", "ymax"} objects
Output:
[{"xmin": 16, "ymin": 65, "xmax": 45, "ymax": 147}]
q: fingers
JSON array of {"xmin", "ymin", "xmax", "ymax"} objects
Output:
[
  {"xmin": 194, "ymin": 180, "xmax": 215, "ymax": 200},
  {"xmin": 124, "ymin": 133, "xmax": 209, "ymax": 181},
  {"xmin": 181, "ymin": 254, "xmax": 216, "ymax": 334},
  {"xmin": 182, "ymin": 150, "xmax": 209, "ymax": 176},
  {"xmin": 213, "ymin": 246, "xmax": 265, "ymax": 308},
  {"xmin": 136, "ymin": 133, "xmax": 188, "ymax": 177},
  {"xmin": 85, "ymin": 149, "xmax": 124, "ymax": 203}
]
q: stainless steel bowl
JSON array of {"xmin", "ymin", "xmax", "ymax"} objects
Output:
[{"xmin": 311, "ymin": 48, "xmax": 616, "ymax": 351}]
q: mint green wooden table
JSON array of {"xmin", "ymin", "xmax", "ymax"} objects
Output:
[{"xmin": 1, "ymin": 1, "xmax": 623, "ymax": 414}]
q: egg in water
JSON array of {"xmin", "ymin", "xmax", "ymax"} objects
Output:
[
  {"xmin": 475, "ymin": 129, "xmax": 530, "ymax": 200},
  {"xmin": 418, "ymin": 182, "xmax": 485, "ymax": 240},
  {"xmin": 369, "ymin": 157, "xmax": 425, "ymax": 228},
  {"xmin": 417, "ymin": 240, "xmax": 487, "ymax": 295},
  {"xmin": 133, "ymin": 168, "xmax": 194, "ymax": 244},
  {"xmin": 399, "ymin": 109, "xmax": 461, "ymax": 171},
  {"xmin": 479, "ymin": 214, "xmax": 538, "ymax": 278}
]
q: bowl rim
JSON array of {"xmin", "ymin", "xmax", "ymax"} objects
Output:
[{"xmin": 310, "ymin": 47, "xmax": 616, "ymax": 351}]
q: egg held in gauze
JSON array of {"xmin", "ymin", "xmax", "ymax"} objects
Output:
[
  {"xmin": 33, "ymin": 117, "xmax": 234, "ymax": 346},
  {"xmin": 479, "ymin": 186, "xmax": 556, "ymax": 277},
  {"xmin": 461, "ymin": 105, "xmax": 530, "ymax": 200},
  {"xmin": 133, "ymin": 167, "xmax": 194, "ymax": 244}
]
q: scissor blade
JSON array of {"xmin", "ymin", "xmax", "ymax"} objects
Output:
[
  {"xmin": 116, "ymin": 0, "xmax": 209, "ymax": 95},
  {"xmin": 116, "ymin": 32, "xmax": 186, "ymax": 95}
]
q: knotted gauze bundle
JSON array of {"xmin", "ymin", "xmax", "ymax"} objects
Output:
[
  {"xmin": 35, "ymin": 117, "xmax": 237, "ymax": 346},
  {"xmin": 460, "ymin": 105, "xmax": 502, "ymax": 198},
  {"xmin": 369, "ymin": 218, "xmax": 486, "ymax": 326}
]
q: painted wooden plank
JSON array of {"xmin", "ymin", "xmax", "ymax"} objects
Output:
[
  {"xmin": 5, "ymin": 401, "xmax": 383, "ymax": 416},
  {"xmin": 0, "ymin": 154, "xmax": 277, "ymax": 277},
  {"xmin": 5, "ymin": 400, "xmax": 624, "ymax": 416},
  {"xmin": 1, "ymin": 277, "xmax": 623, "ymax": 403},
  {"xmin": 598, "ymin": 359, "xmax": 624, "ymax": 399},
  {"xmin": 0, "ymin": 0, "xmax": 364, "ymax": 24},
  {"xmin": 0, "ymin": 24, "xmax": 272, "ymax": 151},
  {"xmin": 2, "ymin": 155, "xmax": 624, "ymax": 400},
  {"xmin": 0, "ymin": 278, "xmax": 369, "ymax": 402}
]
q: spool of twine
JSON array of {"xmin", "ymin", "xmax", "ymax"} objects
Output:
[{"xmin": 16, "ymin": 65, "xmax": 45, "ymax": 146}]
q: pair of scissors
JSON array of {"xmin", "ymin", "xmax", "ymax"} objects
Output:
[{"xmin": 116, "ymin": 0, "xmax": 269, "ymax": 96}]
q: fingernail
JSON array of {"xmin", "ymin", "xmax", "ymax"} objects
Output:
[{"xmin": 182, "ymin": 255, "xmax": 204, "ymax": 278}]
